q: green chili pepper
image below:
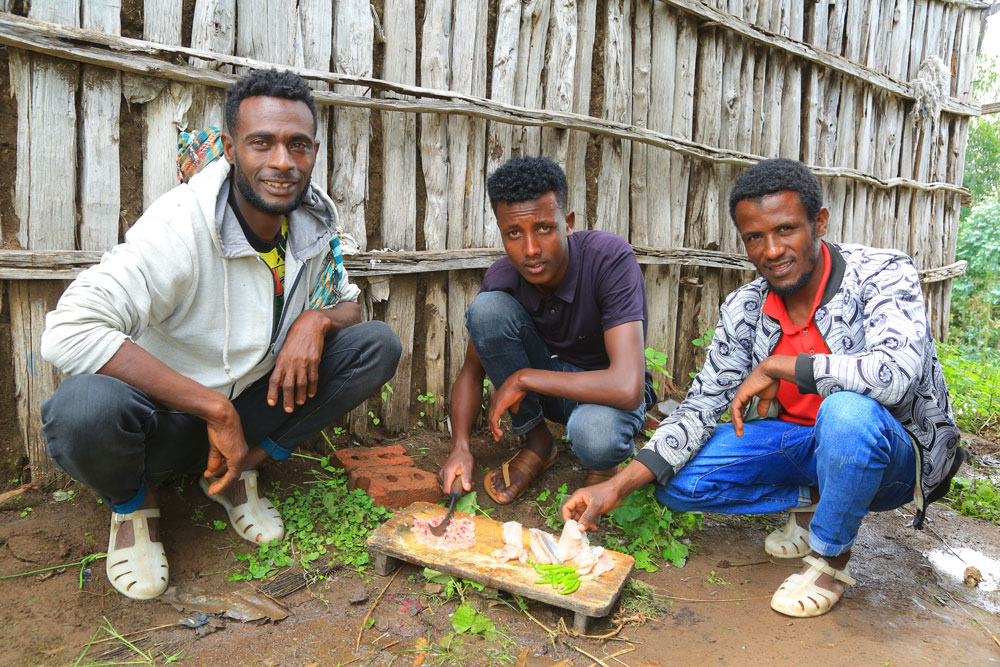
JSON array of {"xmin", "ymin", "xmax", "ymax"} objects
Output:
[{"xmin": 559, "ymin": 579, "xmax": 580, "ymax": 595}]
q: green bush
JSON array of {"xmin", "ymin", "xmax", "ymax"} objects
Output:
[{"xmin": 937, "ymin": 342, "xmax": 1000, "ymax": 436}]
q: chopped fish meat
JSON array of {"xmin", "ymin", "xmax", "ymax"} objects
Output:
[{"xmin": 412, "ymin": 516, "xmax": 476, "ymax": 551}]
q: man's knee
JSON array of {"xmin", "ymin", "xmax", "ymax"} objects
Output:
[
  {"xmin": 363, "ymin": 320, "xmax": 402, "ymax": 379},
  {"xmin": 815, "ymin": 391, "xmax": 895, "ymax": 457},
  {"xmin": 43, "ymin": 375, "xmax": 137, "ymax": 462},
  {"xmin": 465, "ymin": 291, "xmax": 526, "ymax": 341},
  {"xmin": 566, "ymin": 405, "xmax": 635, "ymax": 470}
]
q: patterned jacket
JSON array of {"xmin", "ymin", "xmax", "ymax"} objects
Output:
[{"xmin": 636, "ymin": 243, "xmax": 962, "ymax": 527}]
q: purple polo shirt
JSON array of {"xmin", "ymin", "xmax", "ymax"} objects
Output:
[{"xmin": 480, "ymin": 230, "xmax": 651, "ymax": 387}]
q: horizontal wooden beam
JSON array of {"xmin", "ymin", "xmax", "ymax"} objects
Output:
[
  {"xmin": 0, "ymin": 13, "xmax": 970, "ymax": 198},
  {"xmin": 0, "ymin": 249, "xmax": 966, "ymax": 284},
  {"xmin": 982, "ymin": 101, "xmax": 1000, "ymax": 115},
  {"xmin": 657, "ymin": 0, "xmax": 981, "ymax": 117}
]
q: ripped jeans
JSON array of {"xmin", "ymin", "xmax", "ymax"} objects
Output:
[{"xmin": 655, "ymin": 391, "xmax": 916, "ymax": 557}]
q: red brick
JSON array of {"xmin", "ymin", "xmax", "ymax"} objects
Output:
[
  {"xmin": 333, "ymin": 445, "xmax": 414, "ymax": 474},
  {"xmin": 349, "ymin": 465, "xmax": 442, "ymax": 508}
]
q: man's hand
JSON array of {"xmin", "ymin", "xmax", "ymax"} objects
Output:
[
  {"xmin": 439, "ymin": 446, "xmax": 475, "ymax": 493},
  {"xmin": 268, "ymin": 310, "xmax": 331, "ymax": 413},
  {"xmin": 561, "ymin": 480, "xmax": 624, "ymax": 531},
  {"xmin": 487, "ymin": 372, "xmax": 528, "ymax": 441},
  {"xmin": 203, "ymin": 404, "xmax": 249, "ymax": 495},
  {"xmin": 729, "ymin": 356, "xmax": 794, "ymax": 436}
]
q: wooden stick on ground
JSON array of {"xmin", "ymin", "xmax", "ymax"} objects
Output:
[
  {"xmin": 570, "ymin": 643, "xmax": 610, "ymax": 667},
  {"xmin": 355, "ymin": 567, "xmax": 401, "ymax": 652}
]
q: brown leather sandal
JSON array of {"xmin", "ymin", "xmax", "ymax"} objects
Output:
[
  {"xmin": 484, "ymin": 445, "xmax": 559, "ymax": 505},
  {"xmin": 582, "ymin": 466, "xmax": 620, "ymax": 487}
]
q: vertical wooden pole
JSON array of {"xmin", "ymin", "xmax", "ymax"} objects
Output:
[
  {"xmin": 10, "ymin": 0, "xmax": 80, "ymax": 480},
  {"xmin": 80, "ymin": 0, "xmax": 121, "ymax": 252},
  {"xmin": 630, "ymin": 0, "xmax": 652, "ymax": 248},
  {"xmin": 512, "ymin": 0, "xmax": 551, "ymax": 157},
  {"xmin": 421, "ymin": 0, "xmax": 453, "ymax": 430},
  {"xmin": 565, "ymin": 0, "xmax": 596, "ymax": 227},
  {"xmin": 189, "ymin": 0, "xmax": 235, "ymax": 130},
  {"xmin": 143, "ymin": 0, "xmax": 185, "ymax": 208},
  {"xmin": 595, "ymin": 0, "xmax": 632, "ymax": 237},
  {"xmin": 541, "ymin": 0, "xmax": 577, "ymax": 167},
  {"xmin": 297, "ymin": 0, "xmax": 333, "ymax": 190},
  {"xmin": 381, "ymin": 0, "xmax": 417, "ymax": 432}
]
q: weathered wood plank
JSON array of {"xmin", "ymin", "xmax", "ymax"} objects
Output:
[
  {"xmin": 630, "ymin": 0, "xmax": 652, "ymax": 246},
  {"xmin": 655, "ymin": 0, "xmax": 979, "ymax": 116},
  {"xmin": 11, "ymin": 0, "xmax": 79, "ymax": 479},
  {"xmin": 565, "ymin": 0, "xmax": 596, "ymax": 226},
  {"xmin": 483, "ymin": 0, "xmax": 521, "ymax": 248},
  {"xmin": 381, "ymin": 0, "xmax": 417, "ymax": 433},
  {"xmin": 420, "ymin": 0, "xmax": 452, "ymax": 430},
  {"xmin": 143, "ymin": 0, "xmax": 185, "ymax": 208},
  {"xmin": 330, "ymin": 0, "xmax": 373, "ymax": 252},
  {"xmin": 0, "ymin": 249, "xmax": 967, "ymax": 284},
  {"xmin": 189, "ymin": 0, "xmax": 235, "ymax": 129},
  {"xmin": 540, "ymin": 0, "xmax": 577, "ymax": 166},
  {"xmin": 512, "ymin": 0, "xmax": 550, "ymax": 156},
  {"xmin": 297, "ymin": 0, "xmax": 332, "ymax": 189},
  {"xmin": 0, "ymin": 14, "xmax": 972, "ymax": 198},
  {"xmin": 595, "ymin": 0, "xmax": 632, "ymax": 237},
  {"xmin": 80, "ymin": 0, "xmax": 121, "ymax": 252}
]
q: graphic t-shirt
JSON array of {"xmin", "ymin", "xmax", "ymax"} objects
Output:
[{"xmin": 228, "ymin": 188, "xmax": 288, "ymax": 331}]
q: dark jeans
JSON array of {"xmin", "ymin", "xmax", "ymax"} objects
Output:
[
  {"xmin": 42, "ymin": 321, "xmax": 401, "ymax": 513},
  {"xmin": 465, "ymin": 291, "xmax": 654, "ymax": 470}
]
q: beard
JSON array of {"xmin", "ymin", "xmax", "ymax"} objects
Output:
[
  {"xmin": 763, "ymin": 233, "xmax": 823, "ymax": 297},
  {"xmin": 232, "ymin": 160, "xmax": 311, "ymax": 216}
]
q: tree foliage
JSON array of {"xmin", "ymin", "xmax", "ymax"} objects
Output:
[
  {"xmin": 950, "ymin": 199, "xmax": 1000, "ymax": 349},
  {"xmin": 964, "ymin": 56, "xmax": 1000, "ymax": 205}
]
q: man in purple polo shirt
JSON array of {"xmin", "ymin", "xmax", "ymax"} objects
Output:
[{"xmin": 439, "ymin": 157, "xmax": 655, "ymax": 504}]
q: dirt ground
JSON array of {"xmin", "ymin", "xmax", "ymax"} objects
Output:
[{"xmin": 1, "ymin": 427, "xmax": 999, "ymax": 667}]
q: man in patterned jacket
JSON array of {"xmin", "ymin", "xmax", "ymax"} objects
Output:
[{"xmin": 563, "ymin": 158, "xmax": 961, "ymax": 618}]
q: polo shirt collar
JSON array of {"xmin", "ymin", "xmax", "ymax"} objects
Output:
[
  {"xmin": 762, "ymin": 242, "xmax": 832, "ymax": 333},
  {"xmin": 520, "ymin": 235, "xmax": 580, "ymax": 308}
]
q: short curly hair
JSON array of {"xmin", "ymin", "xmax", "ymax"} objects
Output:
[
  {"xmin": 225, "ymin": 69, "xmax": 317, "ymax": 135},
  {"xmin": 728, "ymin": 158, "xmax": 823, "ymax": 224},
  {"xmin": 487, "ymin": 156, "xmax": 569, "ymax": 213}
]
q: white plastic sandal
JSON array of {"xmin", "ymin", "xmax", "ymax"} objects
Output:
[
  {"xmin": 770, "ymin": 554, "xmax": 856, "ymax": 617},
  {"xmin": 764, "ymin": 503, "xmax": 816, "ymax": 559},
  {"xmin": 200, "ymin": 470, "xmax": 284, "ymax": 545},
  {"xmin": 106, "ymin": 508, "xmax": 169, "ymax": 600}
]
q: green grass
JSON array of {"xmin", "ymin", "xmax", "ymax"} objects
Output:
[
  {"xmin": 942, "ymin": 475, "xmax": 1000, "ymax": 526},
  {"xmin": 229, "ymin": 454, "xmax": 393, "ymax": 581},
  {"xmin": 937, "ymin": 342, "xmax": 1000, "ymax": 437}
]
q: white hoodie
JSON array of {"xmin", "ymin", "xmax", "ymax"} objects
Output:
[{"xmin": 41, "ymin": 158, "xmax": 360, "ymax": 399}]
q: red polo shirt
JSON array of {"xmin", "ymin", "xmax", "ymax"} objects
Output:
[{"xmin": 761, "ymin": 243, "xmax": 832, "ymax": 425}]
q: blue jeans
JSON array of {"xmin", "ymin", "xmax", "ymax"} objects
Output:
[
  {"xmin": 465, "ymin": 291, "xmax": 653, "ymax": 471},
  {"xmin": 42, "ymin": 321, "xmax": 401, "ymax": 512},
  {"xmin": 655, "ymin": 392, "xmax": 916, "ymax": 556}
]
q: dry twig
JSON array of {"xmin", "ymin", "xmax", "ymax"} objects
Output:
[
  {"xmin": 355, "ymin": 567, "xmax": 400, "ymax": 651},
  {"xmin": 570, "ymin": 643, "xmax": 610, "ymax": 667}
]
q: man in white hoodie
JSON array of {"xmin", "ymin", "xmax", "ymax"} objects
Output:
[{"xmin": 39, "ymin": 70, "xmax": 401, "ymax": 600}]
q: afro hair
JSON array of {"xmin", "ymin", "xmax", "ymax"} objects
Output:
[
  {"xmin": 487, "ymin": 156, "xmax": 569, "ymax": 213},
  {"xmin": 728, "ymin": 158, "xmax": 824, "ymax": 224},
  {"xmin": 224, "ymin": 69, "xmax": 317, "ymax": 134}
]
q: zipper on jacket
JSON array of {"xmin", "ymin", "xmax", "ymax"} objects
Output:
[{"xmin": 267, "ymin": 262, "xmax": 306, "ymax": 354}]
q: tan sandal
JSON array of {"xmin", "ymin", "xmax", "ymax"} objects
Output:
[
  {"xmin": 770, "ymin": 554, "xmax": 856, "ymax": 617},
  {"xmin": 106, "ymin": 508, "xmax": 169, "ymax": 600},
  {"xmin": 484, "ymin": 445, "xmax": 559, "ymax": 505},
  {"xmin": 764, "ymin": 503, "xmax": 816, "ymax": 559},
  {"xmin": 200, "ymin": 470, "xmax": 284, "ymax": 544}
]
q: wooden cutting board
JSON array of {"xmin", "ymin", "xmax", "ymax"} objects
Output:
[{"xmin": 367, "ymin": 501, "xmax": 634, "ymax": 631}]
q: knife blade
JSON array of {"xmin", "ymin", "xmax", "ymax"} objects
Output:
[{"xmin": 429, "ymin": 478, "xmax": 465, "ymax": 536}]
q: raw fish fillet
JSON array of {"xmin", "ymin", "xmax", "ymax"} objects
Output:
[
  {"xmin": 528, "ymin": 528, "xmax": 561, "ymax": 564},
  {"xmin": 591, "ymin": 552, "xmax": 615, "ymax": 576},
  {"xmin": 575, "ymin": 546, "xmax": 605, "ymax": 575},
  {"xmin": 556, "ymin": 519, "xmax": 589, "ymax": 562},
  {"xmin": 492, "ymin": 521, "xmax": 528, "ymax": 563}
]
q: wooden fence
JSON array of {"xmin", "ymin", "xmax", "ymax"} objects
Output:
[{"xmin": 0, "ymin": 0, "xmax": 987, "ymax": 479}]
